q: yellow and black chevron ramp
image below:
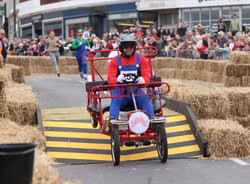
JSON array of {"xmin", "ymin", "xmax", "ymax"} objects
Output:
[{"xmin": 41, "ymin": 107, "xmax": 202, "ymax": 164}]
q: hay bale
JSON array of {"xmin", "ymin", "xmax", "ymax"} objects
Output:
[
  {"xmin": 198, "ymin": 119, "xmax": 250, "ymax": 159},
  {"xmin": 194, "ymin": 60, "xmax": 205, "ymax": 70},
  {"xmin": 225, "ymin": 64, "xmax": 236, "ymax": 77},
  {"xmin": 0, "ymin": 56, "xmax": 4, "ymax": 68},
  {"xmin": 0, "ymin": 68, "xmax": 12, "ymax": 82},
  {"xmin": 165, "ymin": 79, "xmax": 230, "ymax": 119},
  {"xmin": 230, "ymin": 51, "xmax": 250, "ymax": 64},
  {"xmin": 59, "ymin": 66, "xmax": 79, "ymax": 74},
  {"xmin": 233, "ymin": 116, "xmax": 250, "ymax": 129},
  {"xmin": 0, "ymin": 78, "xmax": 6, "ymax": 102},
  {"xmin": 33, "ymin": 149, "xmax": 63, "ymax": 184},
  {"xmin": 223, "ymin": 89, "xmax": 250, "ymax": 117},
  {"xmin": 242, "ymin": 76, "xmax": 250, "ymax": 87},
  {"xmin": 5, "ymin": 64, "xmax": 25, "ymax": 83},
  {"xmin": 0, "ymin": 118, "xmax": 45, "ymax": 147},
  {"xmin": 224, "ymin": 76, "xmax": 241, "ymax": 87},
  {"xmin": 236, "ymin": 65, "xmax": 248, "ymax": 77},
  {"xmin": 6, "ymin": 56, "xmax": 31, "ymax": 76},
  {"xmin": 6, "ymin": 82, "xmax": 37, "ymax": 125}
]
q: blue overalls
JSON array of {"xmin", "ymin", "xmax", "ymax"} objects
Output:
[
  {"xmin": 75, "ymin": 39, "xmax": 88, "ymax": 74},
  {"xmin": 109, "ymin": 54, "xmax": 155, "ymax": 119}
]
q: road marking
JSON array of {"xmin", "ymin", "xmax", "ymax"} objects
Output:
[
  {"xmin": 230, "ymin": 158, "xmax": 250, "ymax": 166},
  {"xmin": 79, "ymin": 80, "xmax": 85, "ymax": 84},
  {"xmin": 45, "ymin": 134, "xmax": 196, "ymax": 150},
  {"xmin": 47, "ymin": 145, "xmax": 201, "ymax": 161}
]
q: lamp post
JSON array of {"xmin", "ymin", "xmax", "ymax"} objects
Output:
[{"xmin": 13, "ymin": 0, "xmax": 16, "ymax": 38}]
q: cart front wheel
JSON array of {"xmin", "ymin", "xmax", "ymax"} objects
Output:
[
  {"xmin": 111, "ymin": 125, "xmax": 120, "ymax": 166},
  {"xmin": 90, "ymin": 116, "xmax": 98, "ymax": 128},
  {"xmin": 156, "ymin": 123, "xmax": 168, "ymax": 163}
]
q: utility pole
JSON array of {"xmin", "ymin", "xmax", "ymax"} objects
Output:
[{"xmin": 13, "ymin": 0, "xmax": 16, "ymax": 38}]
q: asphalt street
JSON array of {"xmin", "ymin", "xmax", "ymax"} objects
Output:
[{"xmin": 25, "ymin": 74, "xmax": 250, "ymax": 184}]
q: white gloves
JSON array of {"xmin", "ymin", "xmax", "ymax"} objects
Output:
[
  {"xmin": 117, "ymin": 74, "xmax": 124, "ymax": 84},
  {"xmin": 136, "ymin": 77, "xmax": 145, "ymax": 84},
  {"xmin": 79, "ymin": 42, "xmax": 82, "ymax": 46}
]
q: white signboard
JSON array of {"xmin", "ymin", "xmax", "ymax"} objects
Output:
[
  {"xmin": 137, "ymin": 0, "xmax": 250, "ymax": 10},
  {"xmin": 129, "ymin": 112, "xmax": 150, "ymax": 134},
  {"xmin": 177, "ymin": 0, "xmax": 250, "ymax": 8}
]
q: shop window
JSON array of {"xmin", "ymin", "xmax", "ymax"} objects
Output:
[
  {"xmin": 191, "ymin": 9, "xmax": 200, "ymax": 22},
  {"xmin": 222, "ymin": 7, "xmax": 231, "ymax": 20},
  {"xmin": 182, "ymin": 10, "xmax": 190, "ymax": 22},
  {"xmin": 211, "ymin": 8, "xmax": 220, "ymax": 20},
  {"xmin": 173, "ymin": 13, "xmax": 179, "ymax": 25},
  {"xmin": 67, "ymin": 22, "xmax": 89, "ymax": 38},
  {"xmin": 22, "ymin": 27, "xmax": 32, "ymax": 38},
  {"xmin": 109, "ymin": 18, "xmax": 137, "ymax": 33},
  {"xmin": 201, "ymin": 8, "xmax": 209, "ymax": 21},
  {"xmin": 211, "ymin": 21, "xmax": 219, "ymax": 35},
  {"xmin": 242, "ymin": 19, "xmax": 250, "ymax": 29},
  {"xmin": 44, "ymin": 21, "xmax": 62, "ymax": 37},
  {"xmin": 191, "ymin": 21, "xmax": 199, "ymax": 30},
  {"xmin": 242, "ymin": 6, "xmax": 250, "ymax": 19},
  {"xmin": 160, "ymin": 13, "xmax": 172, "ymax": 26},
  {"xmin": 201, "ymin": 21, "xmax": 210, "ymax": 33},
  {"xmin": 231, "ymin": 7, "xmax": 240, "ymax": 19},
  {"xmin": 140, "ymin": 12, "xmax": 157, "ymax": 29}
]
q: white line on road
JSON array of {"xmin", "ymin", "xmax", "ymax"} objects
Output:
[
  {"xmin": 78, "ymin": 81, "xmax": 86, "ymax": 84},
  {"xmin": 230, "ymin": 158, "xmax": 250, "ymax": 166}
]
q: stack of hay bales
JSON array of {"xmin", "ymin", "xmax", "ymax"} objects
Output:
[
  {"xmin": 5, "ymin": 82, "xmax": 37, "ymax": 125},
  {"xmin": 224, "ymin": 51, "xmax": 250, "ymax": 87},
  {"xmin": 5, "ymin": 64, "xmax": 25, "ymax": 83},
  {"xmin": 152, "ymin": 57, "xmax": 228, "ymax": 84},
  {"xmin": 0, "ymin": 119, "xmax": 78, "ymax": 184},
  {"xmin": 199, "ymin": 119, "xmax": 250, "ymax": 159},
  {"xmin": 6, "ymin": 56, "xmax": 31, "ymax": 75},
  {"xmin": 164, "ymin": 79, "xmax": 250, "ymax": 159}
]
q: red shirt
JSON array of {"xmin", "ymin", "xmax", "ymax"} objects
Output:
[
  {"xmin": 196, "ymin": 46, "xmax": 207, "ymax": 53},
  {"xmin": 108, "ymin": 53, "xmax": 150, "ymax": 85}
]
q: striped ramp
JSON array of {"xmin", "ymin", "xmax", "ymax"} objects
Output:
[{"xmin": 41, "ymin": 107, "xmax": 202, "ymax": 164}]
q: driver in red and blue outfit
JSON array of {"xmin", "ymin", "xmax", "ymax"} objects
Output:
[{"xmin": 108, "ymin": 34, "xmax": 155, "ymax": 120}]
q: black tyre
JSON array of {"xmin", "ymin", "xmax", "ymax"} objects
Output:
[
  {"xmin": 156, "ymin": 123, "xmax": 168, "ymax": 163},
  {"xmin": 90, "ymin": 116, "xmax": 98, "ymax": 128},
  {"xmin": 111, "ymin": 125, "xmax": 120, "ymax": 166}
]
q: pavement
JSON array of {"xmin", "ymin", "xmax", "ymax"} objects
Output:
[{"xmin": 25, "ymin": 74, "xmax": 250, "ymax": 184}]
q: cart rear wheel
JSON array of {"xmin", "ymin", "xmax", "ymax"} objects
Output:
[
  {"xmin": 156, "ymin": 123, "xmax": 168, "ymax": 163},
  {"xmin": 111, "ymin": 125, "xmax": 120, "ymax": 166},
  {"xmin": 90, "ymin": 116, "xmax": 98, "ymax": 128}
]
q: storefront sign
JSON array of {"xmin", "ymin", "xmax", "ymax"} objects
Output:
[
  {"xmin": 177, "ymin": 0, "xmax": 250, "ymax": 8},
  {"xmin": 137, "ymin": 0, "xmax": 176, "ymax": 10},
  {"xmin": 31, "ymin": 14, "xmax": 43, "ymax": 24},
  {"xmin": 137, "ymin": 0, "xmax": 250, "ymax": 10}
]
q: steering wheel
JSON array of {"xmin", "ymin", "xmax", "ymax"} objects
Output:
[{"xmin": 123, "ymin": 73, "xmax": 138, "ymax": 84}]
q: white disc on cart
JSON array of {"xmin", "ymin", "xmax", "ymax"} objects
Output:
[{"xmin": 128, "ymin": 112, "xmax": 150, "ymax": 134}]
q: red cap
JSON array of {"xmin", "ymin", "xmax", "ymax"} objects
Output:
[{"xmin": 49, "ymin": 30, "xmax": 55, "ymax": 35}]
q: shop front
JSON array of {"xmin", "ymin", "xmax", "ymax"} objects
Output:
[
  {"xmin": 179, "ymin": 0, "xmax": 250, "ymax": 35},
  {"xmin": 65, "ymin": 17, "xmax": 89, "ymax": 38},
  {"xmin": 20, "ymin": 11, "xmax": 63, "ymax": 38}
]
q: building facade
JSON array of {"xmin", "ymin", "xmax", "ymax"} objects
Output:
[
  {"xmin": 137, "ymin": 0, "xmax": 250, "ymax": 35},
  {"xmin": 6, "ymin": 0, "xmax": 250, "ymax": 39}
]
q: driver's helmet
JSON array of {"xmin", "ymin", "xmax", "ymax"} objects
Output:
[{"xmin": 119, "ymin": 34, "xmax": 137, "ymax": 58}]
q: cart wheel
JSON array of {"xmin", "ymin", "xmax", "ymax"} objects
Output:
[
  {"xmin": 156, "ymin": 123, "xmax": 168, "ymax": 163},
  {"xmin": 111, "ymin": 125, "xmax": 120, "ymax": 166},
  {"xmin": 90, "ymin": 116, "xmax": 98, "ymax": 128}
]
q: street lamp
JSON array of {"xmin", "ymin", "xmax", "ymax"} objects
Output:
[{"xmin": 13, "ymin": 0, "xmax": 16, "ymax": 38}]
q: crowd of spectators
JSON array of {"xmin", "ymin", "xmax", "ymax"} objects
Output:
[{"xmin": 2, "ymin": 14, "xmax": 250, "ymax": 60}]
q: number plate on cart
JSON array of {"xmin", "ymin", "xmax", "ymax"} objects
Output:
[{"xmin": 128, "ymin": 112, "xmax": 150, "ymax": 134}]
